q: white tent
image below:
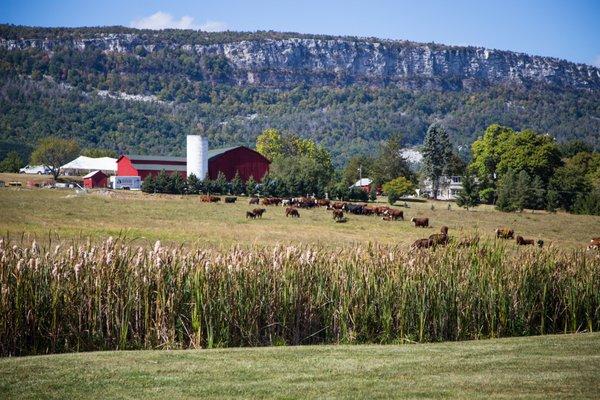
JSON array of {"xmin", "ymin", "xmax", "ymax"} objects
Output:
[{"xmin": 61, "ymin": 156, "xmax": 117, "ymax": 175}]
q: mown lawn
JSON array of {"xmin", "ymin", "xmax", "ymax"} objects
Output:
[
  {"xmin": 0, "ymin": 333, "xmax": 598, "ymax": 399},
  {"xmin": 0, "ymin": 184, "xmax": 598, "ymax": 248}
]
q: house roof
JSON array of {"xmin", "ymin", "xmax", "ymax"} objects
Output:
[
  {"xmin": 82, "ymin": 170, "xmax": 107, "ymax": 179},
  {"xmin": 352, "ymin": 178, "xmax": 372, "ymax": 187}
]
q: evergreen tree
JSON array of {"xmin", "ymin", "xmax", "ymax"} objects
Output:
[
  {"xmin": 370, "ymin": 133, "xmax": 413, "ymax": 186},
  {"xmin": 187, "ymin": 174, "xmax": 200, "ymax": 194},
  {"xmin": 141, "ymin": 175, "xmax": 156, "ymax": 193},
  {"xmin": 369, "ymin": 185, "xmax": 377, "ymax": 202},
  {"xmin": 573, "ymin": 189, "xmax": 600, "ymax": 216},
  {"xmin": 514, "ymin": 170, "xmax": 531, "ymax": 211},
  {"xmin": 421, "ymin": 124, "xmax": 452, "ymax": 199},
  {"xmin": 529, "ymin": 176, "xmax": 546, "ymax": 210},
  {"xmin": 245, "ymin": 175, "xmax": 257, "ymax": 196},
  {"xmin": 231, "ymin": 171, "xmax": 245, "ymax": 195},
  {"xmin": 496, "ymin": 169, "xmax": 517, "ymax": 212},
  {"xmin": 455, "ymin": 173, "xmax": 480, "ymax": 210},
  {"xmin": 171, "ymin": 173, "xmax": 187, "ymax": 194},
  {"xmin": 154, "ymin": 170, "xmax": 170, "ymax": 193},
  {"xmin": 214, "ymin": 171, "xmax": 228, "ymax": 194}
]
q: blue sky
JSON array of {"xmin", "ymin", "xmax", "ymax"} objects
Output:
[{"xmin": 3, "ymin": 0, "xmax": 599, "ymax": 66}]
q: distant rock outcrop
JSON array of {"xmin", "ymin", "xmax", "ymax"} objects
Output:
[{"xmin": 2, "ymin": 32, "xmax": 599, "ymax": 91}]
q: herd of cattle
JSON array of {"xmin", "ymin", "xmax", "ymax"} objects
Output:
[{"xmin": 199, "ymin": 195, "xmax": 599, "ymax": 250}]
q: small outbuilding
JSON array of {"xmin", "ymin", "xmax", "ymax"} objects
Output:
[{"xmin": 83, "ymin": 170, "xmax": 108, "ymax": 189}]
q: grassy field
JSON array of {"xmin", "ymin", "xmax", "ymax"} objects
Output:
[
  {"xmin": 0, "ymin": 180, "xmax": 598, "ymax": 248},
  {"xmin": 0, "ymin": 333, "xmax": 598, "ymax": 399}
]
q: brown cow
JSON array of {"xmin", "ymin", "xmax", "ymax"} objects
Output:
[
  {"xmin": 201, "ymin": 195, "xmax": 220, "ymax": 203},
  {"xmin": 285, "ymin": 207, "xmax": 300, "ymax": 218},
  {"xmin": 411, "ymin": 217, "xmax": 429, "ymax": 227},
  {"xmin": 332, "ymin": 209, "xmax": 344, "ymax": 221},
  {"xmin": 246, "ymin": 211, "xmax": 256, "ymax": 219},
  {"xmin": 411, "ymin": 238, "xmax": 433, "ymax": 249},
  {"xmin": 262, "ymin": 197, "xmax": 282, "ymax": 206},
  {"xmin": 588, "ymin": 238, "xmax": 600, "ymax": 250},
  {"xmin": 224, "ymin": 196, "xmax": 237, "ymax": 203},
  {"xmin": 252, "ymin": 208, "xmax": 266, "ymax": 218},
  {"xmin": 495, "ymin": 227, "xmax": 514, "ymax": 239},
  {"xmin": 330, "ymin": 202, "xmax": 345, "ymax": 210},
  {"xmin": 385, "ymin": 209, "xmax": 404, "ymax": 221},
  {"xmin": 318, "ymin": 199, "xmax": 331, "ymax": 207},
  {"xmin": 249, "ymin": 197, "xmax": 259, "ymax": 205},
  {"xmin": 516, "ymin": 235, "xmax": 537, "ymax": 246},
  {"xmin": 440, "ymin": 226, "xmax": 449, "ymax": 235},
  {"xmin": 429, "ymin": 233, "xmax": 449, "ymax": 246}
]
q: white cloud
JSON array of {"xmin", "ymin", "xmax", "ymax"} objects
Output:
[
  {"xmin": 592, "ymin": 55, "xmax": 600, "ymax": 68},
  {"xmin": 130, "ymin": 12, "xmax": 228, "ymax": 31},
  {"xmin": 199, "ymin": 20, "xmax": 228, "ymax": 32}
]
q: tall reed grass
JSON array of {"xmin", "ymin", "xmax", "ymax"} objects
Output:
[{"xmin": 1, "ymin": 237, "xmax": 598, "ymax": 356}]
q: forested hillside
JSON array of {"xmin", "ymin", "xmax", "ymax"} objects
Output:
[{"xmin": 1, "ymin": 25, "xmax": 598, "ymax": 165}]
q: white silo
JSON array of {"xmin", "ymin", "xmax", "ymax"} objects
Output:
[{"xmin": 187, "ymin": 135, "xmax": 209, "ymax": 179}]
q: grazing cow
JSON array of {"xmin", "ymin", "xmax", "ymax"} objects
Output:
[
  {"xmin": 516, "ymin": 235, "xmax": 536, "ymax": 246},
  {"xmin": 495, "ymin": 227, "xmax": 514, "ymax": 239},
  {"xmin": 344, "ymin": 204, "xmax": 364, "ymax": 215},
  {"xmin": 252, "ymin": 208, "xmax": 266, "ymax": 218},
  {"xmin": 318, "ymin": 199, "xmax": 330, "ymax": 207},
  {"xmin": 246, "ymin": 211, "xmax": 257, "ymax": 219},
  {"xmin": 362, "ymin": 207, "xmax": 374, "ymax": 216},
  {"xmin": 201, "ymin": 195, "xmax": 220, "ymax": 203},
  {"xmin": 385, "ymin": 209, "xmax": 404, "ymax": 221},
  {"xmin": 285, "ymin": 207, "xmax": 300, "ymax": 218},
  {"xmin": 330, "ymin": 202, "xmax": 345, "ymax": 210},
  {"xmin": 224, "ymin": 196, "xmax": 237, "ymax": 204},
  {"xmin": 537, "ymin": 239, "xmax": 544, "ymax": 248},
  {"xmin": 411, "ymin": 217, "xmax": 429, "ymax": 228},
  {"xmin": 262, "ymin": 197, "xmax": 282, "ymax": 206},
  {"xmin": 588, "ymin": 238, "xmax": 600, "ymax": 250},
  {"xmin": 249, "ymin": 197, "xmax": 259, "ymax": 205},
  {"xmin": 429, "ymin": 233, "xmax": 449, "ymax": 246},
  {"xmin": 332, "ymin": 209, "xmax": 344, "ymax": 221},
  {"xmin": 411, "ymin": 238, "xmax": 433, "ymax": 249},
  {"xmin": 440, "ymin": 226, "xmax": 449, "ymax": 235}
]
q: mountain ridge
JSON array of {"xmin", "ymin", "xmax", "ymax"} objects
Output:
[{"xmin": 2, "ymin": 24, "xmax": 599, "ymax": 91}]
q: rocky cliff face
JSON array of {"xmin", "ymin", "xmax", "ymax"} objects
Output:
[{"xmin": 2, "ymin": 31, "xmax": 599, "ymax": 90}]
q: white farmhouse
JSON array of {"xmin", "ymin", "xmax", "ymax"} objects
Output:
[{"xmin": 418, "ymin": 176, "xmax": 463, "ymax": 200}]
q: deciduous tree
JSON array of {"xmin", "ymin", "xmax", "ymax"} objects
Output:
[{"xmin": 30, "ymin": 137, "xmax": 80, "ymax": 179}]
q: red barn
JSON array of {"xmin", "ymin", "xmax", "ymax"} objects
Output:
[
  {"xmin": 83, "ymin": 170, "xmax": 108, "ymax": 188},
  {"xmin": 117, "ymin": 146, "xmax": 270, "ymax": 182}
]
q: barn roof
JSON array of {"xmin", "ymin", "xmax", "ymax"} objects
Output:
[{"xmin": 122, "ymin": 147, "xmax": 243, "ymax": 165}]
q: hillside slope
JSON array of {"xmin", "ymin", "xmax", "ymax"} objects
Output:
[{"xmin": 1, "ymin": 25, "xmax": 599, "ymax": 164}]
